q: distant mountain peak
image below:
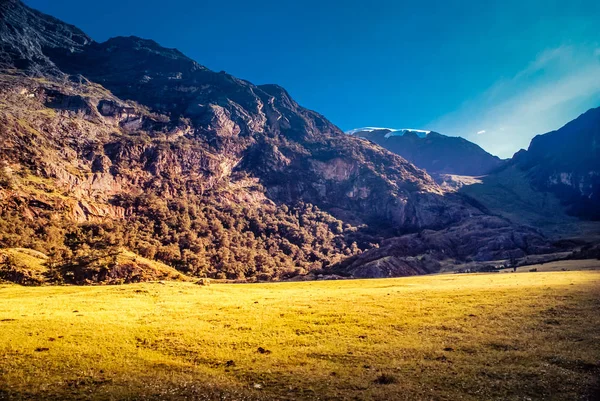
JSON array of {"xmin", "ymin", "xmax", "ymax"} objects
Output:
[
  {"xmin": 346, "ymin": 127, "xmax": 431, "ymax": 138},
  {"xmin": 347, "ymin": 126, "xmax": 502, "ymax": 176}
]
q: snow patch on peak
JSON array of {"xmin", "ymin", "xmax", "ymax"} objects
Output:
[
  {"xmin": 346, "ymin": 127, "xmax": 395, "ymax": 135},
  {"xmin": 346, "ymin": 127, "xmax": 431, "ymax": 138}
]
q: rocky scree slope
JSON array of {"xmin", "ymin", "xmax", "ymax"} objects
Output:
[{"xmin": 0, "ymin": 0, "xmax": 554, "ymax": 281}]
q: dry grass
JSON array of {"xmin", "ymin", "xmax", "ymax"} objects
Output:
[
  {"xmin": 0, "ymin": 248, "xmax": 189, "ymax": 286},
  {"xmin": 0, "ymin": 248, "xmax": 47, "ymax": 272},
  {"xmin": 0, "ymin": 248, "xmax": 48, "ymax": 285},
  {"xmin": 14, "ymin": 173, "xmax": 70, "ymax": 200},
  {"xmin": 0, "ymin": 270, "xmax": 599, "ymax": 400},
  {"xmin": 116, "ymin": 250, "xmax": 192, "ymax": 282},
  {"xmin": 500, "ymin": 259, "xmax": 600, "ymax": 273}
]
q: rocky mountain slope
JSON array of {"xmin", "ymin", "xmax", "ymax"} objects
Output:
[
  {"xmin": 457, "ymin": 107, "xmax": 600, "ymax": 245},
  {"xmin": 510, "ymin": 107, "xmax": 600, "ymax": 220},
  {"xmin": 0, "ymin": 0, "xmax": 90, "ymax": 73},
  {"xmin": 0, "ymin": 0, "xmax": 555, "ymax": 282},
  {"xmin": 348, "ymin": 127, "xmax": 503, "ymax": 176}
]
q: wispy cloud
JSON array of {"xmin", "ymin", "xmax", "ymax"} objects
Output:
[{"xmin": 429, "ymin": 45, "xmax": 600, "ymax": 158}]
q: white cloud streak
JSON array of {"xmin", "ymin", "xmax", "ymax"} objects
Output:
[{"xmin": 429, "ymin": 45, "xmax": 600, "ymax": 158}]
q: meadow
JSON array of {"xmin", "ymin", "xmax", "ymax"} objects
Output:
[{"xmin": 0, "ymin": 268, "xmax": 599, "ymax": 400}]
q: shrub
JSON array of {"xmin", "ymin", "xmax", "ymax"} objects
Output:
[{"xmin": 374, "ymin": 374, "xmax": 398, "ymax": 385}]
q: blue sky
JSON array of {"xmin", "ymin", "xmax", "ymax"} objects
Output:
[{"xmin": 25, "ymin": 0, "xmax": 600, "ymax": 158}]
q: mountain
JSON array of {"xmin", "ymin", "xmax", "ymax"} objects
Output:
[
  {"xmin": 0, "ymin": 0, "xmax": 90, "ymax": 73},
  {"xmin": 0, "ymin": 0, "xmax": 555, "ymax": 283},
  {"xmin": 511, "ymin": 107, "xmax": 600, "ymax": 220},
  {"xmin": 456, "ymin": 107, "xmax": 600, "ymax": 246},
  {"xmin": 348, "ymin": 127, "xmax": 503, "ymax": 176}
]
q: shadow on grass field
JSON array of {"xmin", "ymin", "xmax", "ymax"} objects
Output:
[{"xmin": 0, "ymin": 270, "xmax": 599, "ymax": 400}]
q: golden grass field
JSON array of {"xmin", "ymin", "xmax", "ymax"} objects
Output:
[{"xmin": 1, "ymin": 268, "xmax": 599, "ymax": 400}]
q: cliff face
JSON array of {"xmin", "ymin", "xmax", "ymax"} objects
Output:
[{"xmin": 0, "ymin": 0, "xmax": 554, "ymax": 280}]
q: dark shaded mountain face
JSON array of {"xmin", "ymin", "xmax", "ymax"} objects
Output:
[
  {"xmin": 0, "ymin": 0, "xmax": 555, "ymax": 281},
  {"xmin": 0, "ymin": 0, "xmax": 90, "ymax": 73},
  {"xmin": 349, "ymin": 128, "xmax": 503, "ymax": 176},
  {"xmin": 511, "ymin": 107, "xmax": 600, "ymax": 220}
]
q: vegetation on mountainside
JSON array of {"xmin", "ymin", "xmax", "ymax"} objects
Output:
[
  {"xmin": 111, "ymin": 194, "xmax": 368, "ymax": 280},
  {"xmin": 0, "ymin": 248, "xmax": 48, "ymax": 285},
  {"xmin": 0, "ymin": 270, "xmax": 598, "ymax": 400},
  {"xmin": 0, "ymin": 246, "xmax": 188, "ymax": 286},
  {"xmin": 0, "ymin": 73, "xmax": 381, "ymax": 283},
  {"xmin": 0, "ymin": 179, "xmax": 370, "ymax": 282},
  {"xmin": 460, "ymin": 167, "xmax": 580, "ymax": 236},
  {"xmin": 0, "ymin": 0, "xmax": 575, "ymax": 283},
  {"xmin": 460, "ymin": 166, "xmax": 600, "ymax": 240}
]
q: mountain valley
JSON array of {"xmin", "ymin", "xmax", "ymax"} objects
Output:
[{"xmin": 0, "ymin": 0, "xmax": 598, "ymax": 284}]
